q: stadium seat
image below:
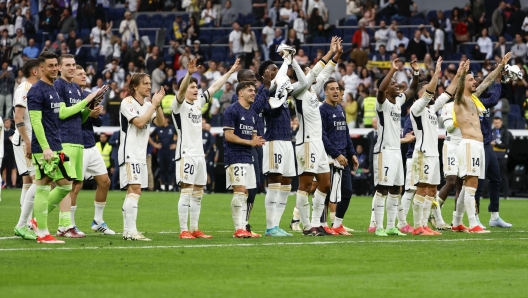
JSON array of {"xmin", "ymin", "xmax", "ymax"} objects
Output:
[
  {"xmin": 343, "ymin": 28, "xmax": 355, "ymax": 36},
  {"xmin": 149, "ymin": 14, "xmax": 164, "ymax": 28},
  {"xmin": 490, "ymin": 35, "xmax": 498, "ymax": 42},
  {"xmin": 115, "ymin": 8, "xmax": 125, "ymax": 19},
  {"xmin": 164, "ymin": 54, "xmax": 173, "ymax": 64},
  {"xmin": 504, "ymin": 34, "xmax": 513, "ymax": 41},
  {"xmin": 426, "ymin": 10, "xmax": 437, "ymax": 21},
  {"xmin": 508, "ymin": 114, "xmax": 517, "ymax": 129},
  {"xmin": 470, "ymin": 63, "xmax": 481, "ymax": 74},
  {"xmin": 164, "ymin": 15, "xmax": 176, "ymax": 28},
  {"xmin": 511, "ymin": 104, "xmax": 521, "ymax": 117},
  {"xmin": 300, "ymin": 46, "xmax": 311, "ymax": 58},
  {"xmin": 345, "ymin": 18, "xmax": 358, "ymax": 27},
  {"xmin": 136, "ymin": 14, "xmax": 149, "ymax": 25},
  {"xmin": 136, "ymin": 19, "xmax": 148, "ymax": 28},
  {"xmin": 237, "ymin": 13, "xmax": 244, "ymax": 25},
  {"xmin": 443, "ymin": 10, "xmax": 451, "ymax": 19},
  {"xmin": 313, "ymin": 36, "xmax": 326, "ymax": 44},
  {"xmin": 245, "ymin": 14, "xmax": 256, "ymax": 25},
  {"xmin": 410, "ymin": 18, "xmax": 425, "ymax": 25},
  {"xmin": 211, "ymin": 52, "xmax": 225, "ymax": 61}
]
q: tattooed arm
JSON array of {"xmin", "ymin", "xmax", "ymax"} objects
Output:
[
  {"xmin": 474, "ymin": 52, "xmax": 511, "ymax": 97},
  {"xmin": 455, "ymin": 61, "xmax": 469, "ymax": 105}
]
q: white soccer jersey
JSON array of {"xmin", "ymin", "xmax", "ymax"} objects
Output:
[
  {"xmin": 373, "ymin": 93, "xmax": 406, "ymax": 153},
  {"xmin": 171, "ymin": 91, "xmax": 210, "ymax": 160},
  {"xmin": 441, "ymin": 102, "xmax": 462, "ymax": 146},
  {"xmin": 12, "ymin": 81, "xmax": 32, "ymax": 146},
  {"xmin": 118, "ymin": 96, "xmax": 157, "ymax": 165},
  {"xmin": 410, "ymin": 91, "xmax": 451, "ymax": 157},
  {"xmin": 291, "ymin": 59, "xmax": 335, "ymax": 144}
]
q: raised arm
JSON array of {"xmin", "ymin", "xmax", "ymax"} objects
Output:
[
  {"xmin": 474, "ymin": 52, "xmax": 511, "ymax": 97},
  {"xmin": 455, "ymin": 60, "xmax": 470, "ymax": 105},
  {"xmin": 177, "ymin": 59, "xmax": 199, "ymax": 104},
  {"xmin": 289, "ymin": 58, "xmax": 310, "ymax": 97},
  {"xmin": 314, "ymin": 39, "xmax": 343, "ymax": 94},
  {"xmin": 207, "ymin": 58, "xmax": 240, "ymax": 96},
  {"xmin": 403, "ymin": 58, "xmax": 420, "ymax": 101},
  {"xmin": 377, "ymin": 58, "xmax": 399, "ymax": 104},
  {"xmin": 413, "ymin": 57, "xmax": 442, "ymax": 114}
]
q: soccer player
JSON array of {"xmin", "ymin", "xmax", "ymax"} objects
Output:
[
  {"xmin": 289, "ymin": 38, "xmax": 344, "ymax": 235},
  {"xmin": 471, "ymin": 52, "xmax": 513, "ymax": 228},
  {"xmin": 258, "ymin": 55, "xmax": 297, "ymax": 237},
  {"xmin": 224, "ymin": 81, "xmax": 265, "ymax": 238},
  {"xmin": 120, "ymin": 73, "xmax": 165, "ymax": 241},
  {"xmin": 13, "ymin": 59, "xmax": 40, "ymax": 240},
  {"xmin": 173, "ymin": 58, "xmax": 239, "ymax": 239},
  {"xmin": 371, "ymin": 58, "xmax": 419, "ymax": 237},
  {"xmin": 54, "ymin": 54, "xmax": 99, "ymax": 238},
  {"xmin": 451, "ymin": 59, "xmax": 489, "ymax": 233},
  {"xmin": 409, "ymin": 57, "xmax": 460, "ymax": 235},
  {"xmin": 72, "ymin": 65, "xmax": 114, "ymax": 235},
  {"xmin": 28, "ymin": 51, "xmax": 96, "ymax": 243},
  {"xmin": 319, "ymin": 79, "xmax": 359, "ymax": 235}
]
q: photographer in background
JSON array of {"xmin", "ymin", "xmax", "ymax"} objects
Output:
[{"xmin": 492, "ymin": 117, "xmax": 511, "ymax": 200}]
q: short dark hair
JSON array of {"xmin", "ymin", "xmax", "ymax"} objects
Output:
[
  {"xmin": 38, "ymin": 51, "xmax": 59, "ymax": 65},
  {"xmin": 236, "ymin": 81, "xmax": 256, "ymax": 95},
  {"xmin": 323, "ymin": 79, "xmax": 339, "ymax": 91},
  {"xmin": 493, "ymin": 116, "xmax": 502, "ymax": 121},
  {"xmin": 289, "ymin": 64, "xmax": 308, "ymax": 82},
  {"xmin": 376, "ymin": 75, "xmax": 386, "ymax": 89},
  {"xmin": 177, "ymin": 76, "xmax": 198, "ymax": 89},
  {"xmin": 76, "ymin": 65, "xmax": 84, "ymax": 70},
  {"xmin": 156, "ymin": 60, "xmax": 164, "ymax": 68},
  {"xmin": 237, "ymin": 69, "xmax": 254, "ymax": 82},
  {"xmin": 21, "ymin": 58, "xmax": 39, "ymax": 78},
  {"xmin": 258, "ymin": 60, "xmax": 275, "ymax": 77},
  {"xmin": 59, "ymin": 53, "xmax": 75, "ymax": 65}
]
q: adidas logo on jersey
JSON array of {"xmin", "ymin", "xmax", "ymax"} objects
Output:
[
  {"xmin": 332, "ymin": 114, "xmax": 336, "ymax": 118},
  {"xmin": 241, "ymin": 117, "xmax": 245, "ymax": 120}
]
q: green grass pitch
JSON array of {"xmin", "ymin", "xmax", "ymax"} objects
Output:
[{"xmin": 1, "ymin": 189, "xmax": 527, "ymax": 298}]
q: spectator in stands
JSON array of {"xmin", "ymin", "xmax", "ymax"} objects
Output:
[
  {"xmin": 307, "ymin": 8, "xmax": 325, "ymax": 42},
  {"xmin": 289, "ymin": 2, "xmax": 300, "ymax": 25},
  {"xmin": 359, "ymin": 68, "xmax": 372, "ymax": 90},
  {"xmin": 307, "ymin": 0, "xmax": 328, "ymax": 23},
  {"xmin": 341, "ymin": 62, "xmax": 360, "ymax": 96},
  {"xmin": 229, "ymin": 22, "xmax": 242, "ymax": 58},
  {"xmin": 475, "ymin": 27, "xmax": 493, "ymax": 60},
  {"xmin": 58, "ymin": 41, "xmax": 69, "ymax": 55},
  {"xmin": 350, "ymin": 42, "xmax": 368, "ymax": 68},
  {"xmin": 432, "ymin": 19, "xmax": 444, "ymax": 59},
  {"xmin": 130, "ymin": 39, "xmax": 145, "ymax": 68},
  {"xmin": 346, "ymin": 0, "xmax": 361, "ymax": 21},
  {"xmin": 509, "ymin": 2, "xmax": 524, "ymax": 37},
  {"xmin": 178, "ymin": 45, "xmax": 195, "ymax": 69},
  {"xmin": 374, "ymin": 20, "xmax": 389, "ymax": 51},
  {"xmin": 10, "ymin": 28, "xmax": 26, "ymax": 68},
  {"xmin": 184, "ymin": 16, "xmax": 200, "ymax": 46},
  {"xmin": 40, "ymin": 7, "xmax": 58, "ymax": 41},
  {"xmin": 220, "ymin": 0, "xmax": 237, "ymax": 26},
  {"xmin": 285, "ymin": 28, "xmax": 301, "ymax": 54},
  {"xmin": 493, "ymin": 35, "xmax": 511, "ymax": 62},
  {"xmin": 268, "ymin": 0, "xmax": 281, "ymax": 27},
  {"xmin": 407, "ymin": 30, "xmax": 428, "ymax": 61},
  {"xmin": 146, "ymin": 46, "xmax": 163, "ymax": 74},
  {"xmin": 436, "ymin": 10, "xmax": 452, "ymax": 34},
  {"xmin": 372, "ymin": 44, "xmax": 389, "ymax": 61},
  {"xmin": 380, "ymin": 0, "xmax": 401, "ymax": 23},
  {"xmin": 252, "ymin": 0, "xmax": 268, "ymax": 24},
  {"xmin": 23, "ymin": 9, "xmax": 36, "ymax": 37},
  {"xmin": 394, "ymin": 59, "xmax": 410, "ymax": 85},
  {"xmin": 261, "ymin": 18, "xmax": 274, "ymax": 61},
  {"xmin": 0, "ymin": 17, "xmax": 13, "ymax": 37},
  {"xmin": 73, "ymin": 38, "xmax": 88, "ymax": 68},
  {"xmin": 192, "ymin": 40, "xmax": 205, "ymax": 65},
  {"xmin": 294, "ymin": 48, "xmax": 309, "ymax": 64},
  {"xmin": 104, "ymin": 58, "xmax": 125, "ymax": 88},
  {"xmin": 351, "ymin": 144, "xmax": 369, "ymax": 195},
  {"xmin": 359, "ymin": 1, "xmax": 376, "ymax": 28},
  {"xmin": 512, "ymin": 34, "xmax": 527, "ymax": 62},
  {"xmin": 399, "ymin": 0, "xmax": 417, "ymax": 18},
  {"xmin": 12, "ymin": 7, "xmax": 24, "ymax": 33},
  {"xmin": 352, "ymin": 20, "xmax": 370, "ymax": 51},
  {"xmin": 0, "ymin": 61, "xmax": 13, "ymax": 118},
  {"xmin": 241, "ymin": 24, "xmax": 258, "ymax": 69},
  {"xmin": 280, "ymin": 1, "xmax": 293, "ymax": 26},
  {"xmin": 151, "ymin": 60, "xmax": 166, "ymax": 94},
  {"xmin": 270, "ymin": 28, "xmax": 285, "ymax": 61},
  {"xmin": 119, "ymin": 11, "xmax": 139, "ymax": 47},
  {"xmin": 0, "ymin": 1, "xmax": 6, "ymax": 20},
  {"xmin": 293, "ymin": 10, "xmax": 308, "ymax": 43},
  {"xmin": 201, "ymin": 0, "xmax": 216, "ymax": 27},
  {"xmin": 490, "ymin": 1, "xmax": 506, "ymax": 37},
  {"xmin": 312, "ymin": 48, "xmax": 323, "ymax": 64},
  {"xmin": 22, "ymin": 37, "xmax": 37, "ymax": 58},
  {"xmin": 205, "ymin": 60, "xmax": 221, "ymax": 83},
  {"xmin": 125, "ymin": 0, "xmax": 139, "ymax": 18},
  {"xmin": 344, "ymin": 92, "xmax": 357, "ymax": 129},
  {"xmin": 58, "ymin": 7, "xmax": 77, "ymax": 34},
  {"xmin": 90, "ymin": 18, "xmax": 104, "ymax": 58},
  {"xmin": 492, "ymin": 117, "xmax": 510, "ymax": 199},
  {"xmin": 100, "ymin": 21, "xmax": 114, "ymax": 60}
]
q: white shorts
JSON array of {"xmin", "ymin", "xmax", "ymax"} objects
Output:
[
  {"xmin": 328, "ymin": 164, "xmax": 342, "ymax": 203},
  {"xmin": 373, "ymin": 150, "xmax": 404, "ymax": 186},
  {"xmin": 404, "ymin": 157, "xmax": 416, "ymax": 191},
  {"xmin": 120, "ymin": 162, "xmax": 148, "ymax": 189},
  {"xmin": 411, "ymin": 151, "xmax": 441, "ymax": 186},
  {"xmin": 83, "ymin": 146, "xmax": 108, "ymax": 180},
  {"xmin": 457, "ymin": 139, "xmax": 485, "ymax": 179},
  {"xmin": 13, "ymin": 143, "xmax": 35, "ymax": 177},
  {"xmin": 296, "ymin": 140, "xmax": 330, "ymax": 174},
  {"xmin": 442, "ymin": 142, "xmax": 459, "ymax": 177},
  {"xmin": 263, "ymin": 140, "xmax": 296, "ymax": 177},
  {"xmin": 225, "ymin": 163, "xmax": 256, "ymax": 190},
  {"xmin": 176, "ymin": 156, "xmax": 207, "ymax": 186}
]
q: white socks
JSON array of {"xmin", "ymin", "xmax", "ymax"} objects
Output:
[
  {"xmin": 273, "ymin": 185, "xmax": 290, "ymax": 227},
  {"xmin": 398, "ymin": 190, "xmax": 415, "ymax": 227},
  {"xmin": 265, "ymin": 183, "xmax": 280, "ymax": 229},
  {"xmin": 453, "ymin": 186, "xmax": 466, "ymax": 226},
  {"xmin": 94, "ymin": 201, "xmax": 106, "ymax": 223},
  {"xmin": 491, "ymin": 212, "xmax": 499, "ymax": 220},
  {"xmin": 20, "ymin": 183, "xmax": 30, "ymax": 207},
  {"xmin": 311, "ymin": 189, "xmax": 325, "ymax": 228},
  {"xmin": 386, "ymin": 193, "xmax": 399, "ymax": 229},
  {"xmin": 123, "ymin": 193, "xmax": 140, "ymax": 233},
  {"xmin": 231, "ymin": 192, "xmax": 246, "ymax": 230},
  {"xmin": 463, "ymin": 186, "xmax": 478, "ymax": 228},
  {"xmin": 70, "ymin": 205, "xmax": 77, "ymax": 227},
  {"xmin": 16, "ymin": 183, "xmax": 36, "ymax": 228},
  {"xmin": 421, "ymin": 196, "xmax": 434, "ymax": 226},
  {"xmin": 369, "ymin": 196, "xmax": 376, "ymax": 227},
  {"xmin": 296, "ymin": 190, "xmax": 310, "ymax": 230},
  {"xmin": 178, "ymin": 188, "xmax": 193, "ymax": 232},
  {"xmin": 412, "ymin": 194, "xmax": 425, "ymax": 228},
  {"xmin": 374, "ymin": 192, "xmax": 386, "ymax": 229},
  {"xmin": 430, "ymin": 196, "xmax": 446, "ymax": 226},
  {"xmin": 190, "ymin": 190, "xmax": 203, "ymax": 232}
]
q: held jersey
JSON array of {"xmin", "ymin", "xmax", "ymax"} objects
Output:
[
  {"xmin": 118, "ymin": 96, "xmax": 156, "ymax": 165},
  {"xmin": 410, "ymin": 91, "xmax": 451, "ymax": 157},
  {"xmin": 12, "ymin": 81, "xmax": 32, "ymax": 146},
  {"xmin": 373, "ymin": 94, "xmax": 406, "ymax": 153},
  {"xmin": 292, "ymin": 59, "xmax": 335, "ymax": 145},
  {"xmin": 171, "ymin": 91, "xmax": 210, "ymax": 160},
  {"xmin": 441, "ymin": 102, "xmax": 462, "ymax": 146}
]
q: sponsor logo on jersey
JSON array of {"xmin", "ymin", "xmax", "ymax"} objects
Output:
[{"xmin": 188, "ymin": 113, "xmax": 201, "ymax": 123}]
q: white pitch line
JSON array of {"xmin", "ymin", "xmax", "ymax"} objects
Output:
[{"xmin": 1, "ymin": 237, "xmax": 527, "ymax": 252}]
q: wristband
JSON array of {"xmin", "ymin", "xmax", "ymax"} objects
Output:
[
  {"xmin": 413, "ymin": 71, "xmax": 419, "ymax": 76},
  {"xmin": 16, "ymin": 122, "xmax": 25, "ymax": 128}
]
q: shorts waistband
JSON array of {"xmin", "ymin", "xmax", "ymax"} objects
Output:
[{"xmin": 460, "ymin": 139, "xmax": 483, "ymax": 146}]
